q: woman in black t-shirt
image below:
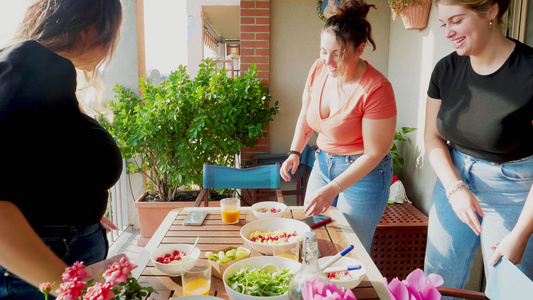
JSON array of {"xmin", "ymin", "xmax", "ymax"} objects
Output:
[
  {"xmin": 424, "ymin": 0, "xmax": 533, "ymax": 294},
  {"xmin": 0, "ymin": 0, "xmax": 124, "ymax": 298}
]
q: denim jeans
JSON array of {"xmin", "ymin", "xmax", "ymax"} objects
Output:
[
  {"xmin": 424, "ymin": 148, "xmax": 533, "ymax": 298},
  {"xmin": 305, "ymin": 149, "xmax": 393, "ymax": 253},
  {"xmin": 0, "ymin": 223, "xmax": 108, "ymax": 300}
]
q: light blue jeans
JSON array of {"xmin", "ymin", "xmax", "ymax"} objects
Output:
[
  {"xmin": 0, "ymin": 223, "xmax": 108, "ymax": 300},
  {"xmin": 424, "ymin": 148, "xmax": 533, "ymax": 297},
  {"xmin": 305, "ymin": 149, "xmax": 393, "ymax": 253}
]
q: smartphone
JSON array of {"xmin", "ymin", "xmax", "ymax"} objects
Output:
[
  {"xmin": 300, "ymin": 214, "xmax": 332, "ymax": 228},
  {"xmin": 182, "ymin": 210, "xmax": 208, "ymax": 226}
]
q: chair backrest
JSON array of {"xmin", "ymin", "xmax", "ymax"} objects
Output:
[
  {"xmin": 485, "ymin": 257, "xmax": 533, "ymax": 300},
  {"xmin": 203, "ymin": 163, "xmax": 281, "ymax": 189}
]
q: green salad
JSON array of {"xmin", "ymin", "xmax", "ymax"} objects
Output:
[{"xmin": 227, "ymin": 267, "xmax": 294, "ymax": 297}]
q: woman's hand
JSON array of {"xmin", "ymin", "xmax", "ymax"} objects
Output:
[
  {"xmin": 489, "ymin": 230, "xmax": 528, "ymax": 266},
  {"xmin": 304, "ymin": 184, "xmax": 338, "ymax": 216},
  {"xmin": 101, "ymin": 216, "xmax": 117, "ymax": 232},
  {"xmin": 448, "ymin": 188, "xmax": 484, "ymax": 235},
  {"xmin": 280, "ymin": 154, "xmax": 301, "ymax": 182}
]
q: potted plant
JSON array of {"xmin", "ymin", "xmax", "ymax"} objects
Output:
[
  {"xmin": 102, "ymin": 59, "xmax": 279, "ymax": 238},
  {"xmin": 390, "ymin": 126, "xmax": 417, "ymax": 169},
  {"xmin": 388, "ymin": 0, "xmax": 432, "ymax": 30}
]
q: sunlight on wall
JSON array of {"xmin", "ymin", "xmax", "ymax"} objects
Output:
[
  {"xmin": 0, "ymin": 0, "xmax": 29, "ymax": 47},
  {"xmin": 144, "ymin": 0, "xmax": 187, "ymax": 77}
]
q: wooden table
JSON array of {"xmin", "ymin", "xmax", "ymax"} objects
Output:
[{"xmin": 132, "ymin": 207, "xmax": 391, "ymax": 300}]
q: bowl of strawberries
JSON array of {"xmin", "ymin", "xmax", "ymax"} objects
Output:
[
  {"xmin": 251, "ymin": 202, "xmax": 288, "ymax": 219},
  {"xmin": 150, "ymin": 244, "xmax": 201, "ymax": 276}
]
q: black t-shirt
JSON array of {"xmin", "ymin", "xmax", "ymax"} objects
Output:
[
  {"xmin": 428, "ymin": 39, "xmax": 533, "ymax": 163},
  {"xmin": 0, "ymin": 40, "xmax": 123, "ymax": 227}
]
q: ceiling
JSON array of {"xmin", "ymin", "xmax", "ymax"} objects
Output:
[{"xmin": 203, "ymin": 5, "xmax": 240, "ymax": 41}]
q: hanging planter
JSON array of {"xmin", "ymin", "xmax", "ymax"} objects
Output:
[{"xmin": 389, "ymin": 0, "xmax": 432, "ymax": 30}]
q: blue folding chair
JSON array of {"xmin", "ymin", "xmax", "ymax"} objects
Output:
[
  {"xmin": 193, "ymin": 163, "xmax": 283, "ymax": 207},
  {"xmin": 251, "ymin": 145, "xmax": 315, "ymax": 205}
]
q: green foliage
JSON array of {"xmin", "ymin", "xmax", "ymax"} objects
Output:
[
  {"xmin": 111, "ymin": 276, "xmax": 154, "ymax": 300},
  {"xmin": 390, "ymin": 127, "xmax": 417, "ymax": 168},
  {"xmin": 103, "ymin": 59, "xmax": 279, "ymax": 201}
]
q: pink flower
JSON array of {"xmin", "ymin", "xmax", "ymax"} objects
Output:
[
  {"xmin": 303, "ymin": 277, "xmax": 357, "ymax": 300},
  {"xmin": 83, "ymin": 282, "xmax": 115, "ymax": 300},
  {"xmin": 102, "ymin": 257, "xmax": 137, "ymax": 285},
  {"xmin": 383, "ymin": 268, "xmax": 443, "ymax": 300},
  {"xmin": 62, "ymin": 261, "xmax": 90, "ymax": 282},
  {"xmin": 56, "ymin": 277, "xmax": 88, "ymax": 300},
  {"xmin": 39, "ymin": 282, "xmax": 52, "ymax": 293}
]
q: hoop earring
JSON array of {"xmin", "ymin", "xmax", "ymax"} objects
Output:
[{"xmin": 489, "ymin": 19, "xmax": 493, "ymax": 30}]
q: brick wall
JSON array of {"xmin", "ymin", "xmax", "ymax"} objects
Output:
[{"xmin": 240, "ymin": 0, "xmax": 271, "ymax": 165}]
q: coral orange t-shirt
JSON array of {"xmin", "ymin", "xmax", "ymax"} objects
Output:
[{"xmin": 305, "ymin": 59, "xmax": 396, "ymax": 155}]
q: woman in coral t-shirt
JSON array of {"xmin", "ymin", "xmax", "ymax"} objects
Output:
[{"xmin": 280, "ymin": 0, "xmax": 397, "ymax": 252}]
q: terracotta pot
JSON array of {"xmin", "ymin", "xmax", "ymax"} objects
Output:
[
  {"xmin": 400, "ymin": 0, "xmax": 432, "ymax": 30},
  {"xmin": 135, "ymin": 191, "xmax": 220, "ymax": 238}
]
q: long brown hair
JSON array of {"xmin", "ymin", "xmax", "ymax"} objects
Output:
[
  {"xmin": 15, "ymin": 0, "xmax": 123, "ymax": 74},
  {"xmin": 435, "ymin": 0, "xmax": 511, "ymax": 23}
]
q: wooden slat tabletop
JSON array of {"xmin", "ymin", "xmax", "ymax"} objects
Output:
[{"xmin": 133, "ymin": 207, "xmax": 390, "ymax": 300}]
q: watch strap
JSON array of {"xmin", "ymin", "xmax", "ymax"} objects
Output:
[{"xmin": 287, "ymin": 150, "xmax": 301, "ymax": 157}]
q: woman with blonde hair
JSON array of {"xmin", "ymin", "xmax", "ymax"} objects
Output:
[
  {"xmin": 281, "ymin": 0, "xmax": 396, "ymax": 252},
  {"xmin": 424, "ymin": 0, "xmax": 533, "ymax": 294},
  {"xmin": 0, "ymin": 0, "xmax": 124, "ymax": 298}
]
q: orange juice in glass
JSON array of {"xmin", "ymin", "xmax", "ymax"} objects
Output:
[
  {"xmin": 273, "ymin": 241, "xmax": 300, "ymax": 262},
  {"xmin": 182, "ymin": 260, "xmax": 211, "ymax": 296},
  {"xmin": 221, "ymin": 198, "xmax": 240, "ymax": 224}
]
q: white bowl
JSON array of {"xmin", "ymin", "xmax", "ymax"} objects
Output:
[
  {"xmin": 251, "ymin": 202, "xmax": 288, "ymax": 219},
  {"xmin": 318, "ymin": 256, "xmax": 366, "ymax": 289},
  {"xmin": 240, "ymin": 218, "xmax": 311, "ymax": 255},
  {"xmin": 150, "ymin": 244, "xmax": 201, "ymax": 276},
  {"xmin": 223, "ymin": 256, "xmax": 301, "ymax": 300}
]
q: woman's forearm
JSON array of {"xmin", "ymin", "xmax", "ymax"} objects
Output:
[
  {"xmin": 424, "ymin": 97, "xmax": 461, "ymax": 190},
  {"xmin": 289, "ymin": 115, "xmax": 314, "ymax": 153},
  {"xmin": 0, "ymin": 201, "xmax": 66, "ymax": 291}
]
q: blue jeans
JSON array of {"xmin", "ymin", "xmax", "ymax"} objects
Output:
[
  {"xmin": 305, "ymin": 149, "xmax": 393, "ymax": 253},
  {"xmin": 424, "ymin": 148, "xmax": 533, "ymax": 297},
  {"xmin": 0, "ymin": 223, "xmax": 108, "ymax": 300}
]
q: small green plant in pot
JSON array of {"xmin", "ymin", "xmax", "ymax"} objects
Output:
[
  {"xmin": 390, "ymin": 127, "xmax": 417, "ymax": 168},
  {"xmin": 103, "ymin": 59, "xmax": 279, "ymax": 202}
]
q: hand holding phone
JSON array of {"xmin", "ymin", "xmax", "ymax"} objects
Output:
[{"xmin": 300, "ymin": 214, "xmax": 332, "ymax": 228}]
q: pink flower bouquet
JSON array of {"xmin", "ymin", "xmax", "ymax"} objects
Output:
[
  {"xmin": 383, "ymin": 268, "xmax": 443, "ymax": 300},
  {"xmin": 303, "ymin": 277, "xmax": 357, "ymax": 300},
  {"xmin": 40, "ymin": 257, "xmax": 153, "ymax": 300}
]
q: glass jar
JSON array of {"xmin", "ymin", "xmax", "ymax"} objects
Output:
[{"xmin": 288, "ymin": 231, "xmax": 329, "ymax": 300}]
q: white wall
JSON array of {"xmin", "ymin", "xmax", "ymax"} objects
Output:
[
  {"xmin": 387, "ymin": 3, "xmax": 455, "ymax": 214},
  {"xmin": 186, "ymin": 0, "xmax": 240, "ymax": 76},
  {"xmin": 144, "ymin": 0, "xmax": 187, "ymax": 77}
]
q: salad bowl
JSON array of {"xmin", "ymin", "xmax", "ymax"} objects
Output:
[
  {"xmin": 240, "ymin": 218, "xmax": 311, "ymax": 255},
  {"xmin": 223, "ymin": 256, "xmax": 301, "ymax": 300},
  {"xmin": 150, "ymin": 244, "xmax": 200, "ymax": 276},
  {"xmin": 318, "ymin": 256, "xmax": 366, "ymax": 289}
]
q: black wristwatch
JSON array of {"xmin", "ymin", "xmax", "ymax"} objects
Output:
[{"xmin": 287, "ymin": 150, "xmax": 301, "ymax": 157}]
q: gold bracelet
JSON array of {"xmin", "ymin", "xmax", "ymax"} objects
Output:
[
  {"xmin": 446, "ymin": 180, "xmax": 465, "ymax": 198},
  {"xmin": 333, "ymin": 179, "xmax": 342, "ymax": 191}
]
